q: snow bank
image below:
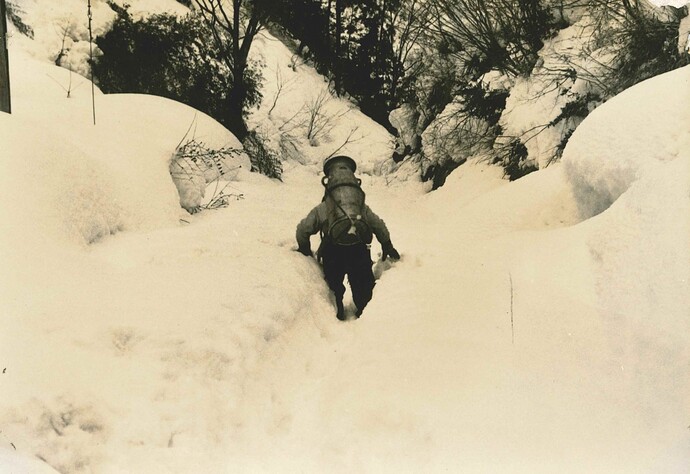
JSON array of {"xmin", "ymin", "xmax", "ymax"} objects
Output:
[
  {"xmin": 558, "ymin": 64, "xmax": 690, "ymax": 470},
  {"xmin": 563, "ymin": 64, "xmax": 690, "ymax": 357},
  {"xmin": 0, "ymin": 113, "xmax": 126, "ymax": 248},
  {"xmin": 0, "ymin": 167, "xmax": 338, "ymax": 473},
  {"xmin": 563, "ymin": 65, "xmax": 690, "ymax": 218},
  {"xmin": 568, "ymin": 67, "xmax": 690, "ymax": 419},
  {"xmin": 7, "ymin": 50, "xmax": 250, "ymax": 234},
  {"xmin": 588, "ymin": 148, "xmax": 690, "ymax": 340}
]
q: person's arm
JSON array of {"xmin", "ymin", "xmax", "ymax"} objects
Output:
[
  {"xmin": 296, "ymin": 205, "xmax": 322, "ymax": 255},
  {"xmin": 364, "ymin": 206, "xmax": 400, "ymax": 260}
]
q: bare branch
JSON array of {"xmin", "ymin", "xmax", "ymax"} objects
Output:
[{"xmin": 325, "ymin": 127, "xmax": 362, "ymax": 159}]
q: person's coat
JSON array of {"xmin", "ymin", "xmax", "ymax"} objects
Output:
[{"xmin": 296, "ymin": 202, "xmax": 391, "ymax": 251}]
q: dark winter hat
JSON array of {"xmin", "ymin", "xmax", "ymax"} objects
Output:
[{"xmin": 323, "ymin": 155, "xmax": 357, "ymax": 174}]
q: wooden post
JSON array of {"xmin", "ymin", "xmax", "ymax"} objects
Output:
[
  {"xmin": 88, "ymin": 0, "xmax": 96, "ymax": 124},
  {"xmin": 0, "ymin": 0, "xmax": 11, "ymax": 113}
]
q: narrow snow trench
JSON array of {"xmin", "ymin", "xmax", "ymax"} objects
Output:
[{"xmin": 222, "ymin": 165, "xmax": 594, "ymax": 472}]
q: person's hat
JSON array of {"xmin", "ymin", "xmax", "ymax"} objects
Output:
[{"xmin": 323, "ymin": 155, "xmax": 357, "ymax": 174}]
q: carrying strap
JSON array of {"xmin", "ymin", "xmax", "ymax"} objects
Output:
[{"xmin": 321, "ymin": 176, "xmax": 364, "ymax": 227}]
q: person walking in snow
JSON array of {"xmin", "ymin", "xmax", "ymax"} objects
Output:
[{"xmin": 296, "ymin": 155, "xmax": 400, "ymax": 320}]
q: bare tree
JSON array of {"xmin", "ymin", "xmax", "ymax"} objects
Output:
[
  {"xmin": 54, "ymin": 19, "xmax": 74, "ymax": 67},
  {"xmin": 268, "ymin": 64, "xmax": 296, "ymax": 115},
  {"xmin": 430, "ymin": 0, "xmax": 553, "ymax": 77},
  {"xmin": 325, "ymin": 126, "xmax": 362, "ymax": 159},
  {"xmin": 306, "ymin": 88, "xmax": 332, "ymax": 144},
  {"xmin": 385, "ymin": 0, "xmax": 434, "ymax": 104},
  {"xmin": 305, "ymin": 88, "xmax": 349, "ymax": 146},
  {"xmin": 191, "ymin": 0, "xmax": 272, "ymax": 139}
]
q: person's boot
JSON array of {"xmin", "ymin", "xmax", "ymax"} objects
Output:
[
  {"xmin": 336, "ymin": 297, "xmax": 345, "ymax": 321},
  {"xmin": 354, "ymin": 300, "xmax": 368, "ymax": 318}
]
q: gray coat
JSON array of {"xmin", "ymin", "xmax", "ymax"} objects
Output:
[{"xmin": 296, "ymin": 202, "xmax": 391, "ymax": 250}]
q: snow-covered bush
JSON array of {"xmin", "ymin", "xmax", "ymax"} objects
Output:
[
  {"xmin": 563, "ymin": 0, "xmax": 688, "ymax": 96},
  {"xmin": 389, "ymin": 0, "xmax": 688, "ymax": 186},
  {"xmin": 420, "ymin": 101, "xmax": 497, "ymax": 188},
  {"xmin": 242, "ymin": 130, "xmax": 284, "ymax": 180},
  {"xmin": 390, "ymin": 0, "xmax": 558, "ymax": 185},
  {"xmin": 170, "ymin": 139, "xmax": 248, "ymax": 213},
  {"xmin": 499, "ymin": 1, "xmax": 686, "ymax": 172},
  {"xmin": 414, "ymin": 74, "xmax": 515, "ymax": 185},
  {"xmin": 492, "ymin": 137, "xmax": 539, "ymax": 180}
]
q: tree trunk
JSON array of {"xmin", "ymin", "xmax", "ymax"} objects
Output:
[
  {"xmin": 227, "ymin": 87, "xmax": 248, "ymax": 140},
  {"xmin": 334, "ymin": 0, "xmax": 343, "ymax": 95},
  {"xmin": 229, "ymin": 0, "xmax": 248, "ymax": 139}
]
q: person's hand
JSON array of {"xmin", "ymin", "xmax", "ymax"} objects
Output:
[
  {"xmin": 382, "ymin": 241, "xmax": 400, "ymax": 261},
  {"xmin": 297, "ymin": 245, "xmax": 312, "ymax": 257}
]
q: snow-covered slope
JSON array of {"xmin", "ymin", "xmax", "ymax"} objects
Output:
[
  {"xmin": 246, "ymin": 31, "xmax": 394, "ymax": 175},
  {"xmin": 1, "ymin": 6, "xmax": 688, "ymax": 473}
]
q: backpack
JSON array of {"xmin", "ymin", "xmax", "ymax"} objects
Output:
[{"xmin": 321, "ymin": 161, "xmax": 372, "ymax": 246}]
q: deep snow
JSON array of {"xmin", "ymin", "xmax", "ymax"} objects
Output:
[{"xmin": 1, "ymin": 3, "xmax": 689, "ymax": 473}]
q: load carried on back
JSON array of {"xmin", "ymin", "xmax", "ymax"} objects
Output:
[{"xmin": 321, "ymin": 155, "xmax": 372, "ymax": 246}]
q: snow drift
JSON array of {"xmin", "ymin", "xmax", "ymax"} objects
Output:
[{"xmin": 563, "ymin": 65, "xmax": 690, "ymax": 218}]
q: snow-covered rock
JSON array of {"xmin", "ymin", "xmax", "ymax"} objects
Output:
[
  {"xmin": 421, "ymin": 101, "xmax": 493, "ymax": 170},
  {"xmin": 389, "ymin": 104, "xmax": 421, "ymax": 159},
  {"xmin": 679, "ymin": 9, "xmax": 690, "ymax": 53}
]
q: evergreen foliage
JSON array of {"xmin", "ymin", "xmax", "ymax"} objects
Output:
[{"xmin": 93, "ymin": 3, "xmax": 263, "ymax": 139}]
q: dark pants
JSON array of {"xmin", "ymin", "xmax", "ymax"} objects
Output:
[{"xmin": 321, "ymin": 243, "xmax": 375, "ymax": 312}]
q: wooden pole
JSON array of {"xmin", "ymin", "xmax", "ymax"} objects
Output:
[
  {"xmin": 0, "ymin": 0, "xmax": 12, "ymax": 113},
  {"xmin": 88, "ymin": 0, "xmax": 96, "ymax": 124}
]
